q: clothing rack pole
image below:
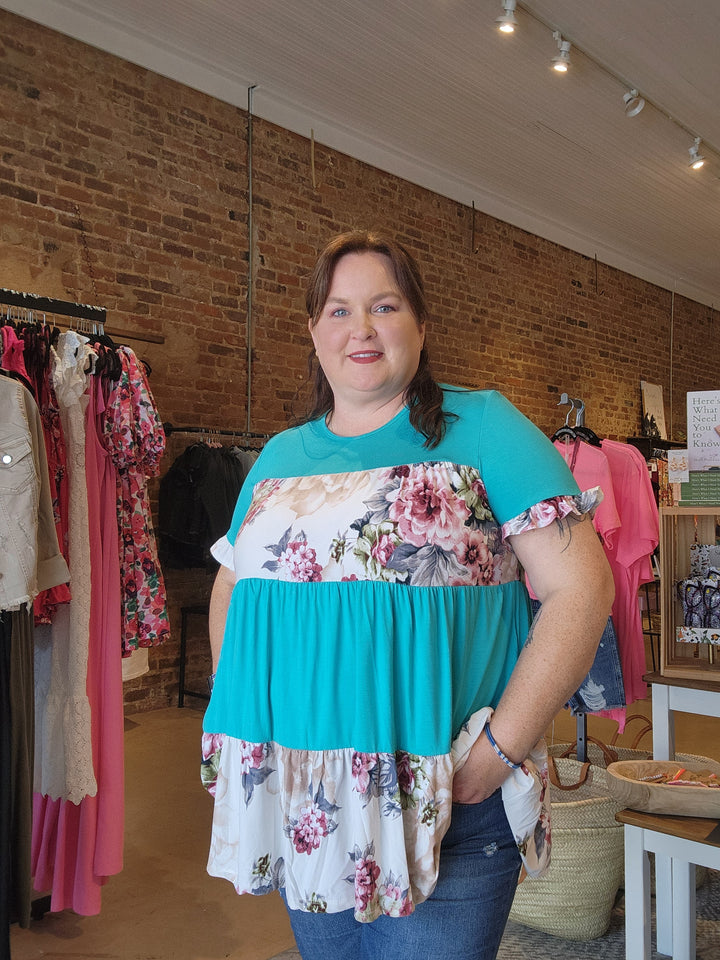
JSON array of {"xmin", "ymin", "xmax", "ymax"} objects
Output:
[
  {"xmin": 556, "ymin": 393, "xmax": 588, "ymax": 760},
  {"xmin": 0, "ymin": 287, "xmax": 106, "ymax": 323},
  {"xmin": 0, "ymin": 288, "xmax": 165, "ymax": 345},
  {"xmin": 48, "ymin": 317, "xmax": 165, "ymax": 346},
  {"xmin": 163, "ymin": 422, "xmax": 269, "ymax": 441},
  {"xmin": 576, "ymin": 713, "xmax": 587, "ymax": 762}
]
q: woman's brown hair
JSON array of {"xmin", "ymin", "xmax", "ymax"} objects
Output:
[{"xmin": 301, "ymin": 231, "xmax": 452, "ymax": 448}]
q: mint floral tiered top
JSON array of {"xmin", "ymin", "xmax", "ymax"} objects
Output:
[{"xmin": 202, "ymin": 389, "xmax": 597, "ymax": 921}]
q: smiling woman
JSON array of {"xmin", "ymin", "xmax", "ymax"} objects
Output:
[{"xmin": 201, "ymin": 230, "xmax": 615, "ymax": 960}]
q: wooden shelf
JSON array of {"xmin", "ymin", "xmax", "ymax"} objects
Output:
[
  {"xmin": 626, "ymin": 436, "xmax": 686, "ymax": 460},
  {"xmin": 659, "ymin": 507, "xmax": 720, "ymax": 683},
  {"xmin": 616, "ymin": 809, "xmax": 720, "ymax": 845}
]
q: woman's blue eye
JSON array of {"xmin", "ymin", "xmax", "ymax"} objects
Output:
[
  {"xmin": 375, "ymin": 304, "xmax": 395, "ymax": 313},
  {"xmin": 331, "ymin": 308, "xmax": 348, "ymax": 318}
]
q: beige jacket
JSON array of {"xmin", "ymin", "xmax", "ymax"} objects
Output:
[{"xmin": 0, "ymin": 375, "xmax": 70, "ymax": 610}]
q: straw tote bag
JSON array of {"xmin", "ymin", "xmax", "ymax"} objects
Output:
[{"xmin": 508, "ymin": 740, "xmax": 625, "ymax": 941}]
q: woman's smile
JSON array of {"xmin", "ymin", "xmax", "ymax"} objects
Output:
[{"xmin": 348, "ymin": 350, "xmax": 383, "ymax": 363}]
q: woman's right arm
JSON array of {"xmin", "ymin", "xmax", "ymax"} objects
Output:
[{"xmin": 209, "ymin": 563, "xmax": 235, "ymax": 672}]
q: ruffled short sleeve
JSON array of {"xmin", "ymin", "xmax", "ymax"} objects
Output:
[{"xmin": 501, "ymin": 487, "xmax": 604, "ymax": 540}]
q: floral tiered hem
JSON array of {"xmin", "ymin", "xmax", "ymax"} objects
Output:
[{"xmin": 202, "ymin": 708, "xmax": 550, "ymax": 922}]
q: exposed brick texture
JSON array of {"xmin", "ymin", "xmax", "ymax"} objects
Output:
[{"xmin": 1, "ymin": 11, "xmax": 717, "ymax": 712}]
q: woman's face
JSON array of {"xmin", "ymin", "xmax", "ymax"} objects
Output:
[{"xmin": 309, "ymin": 251, "xmax": 425, "ymax": 416}]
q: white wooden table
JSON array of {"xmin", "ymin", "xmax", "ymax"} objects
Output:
[
  {"xmin": 617, "ymin": 809, "xmax": 720, "ymax": 960},
  {"xmin": 642, "ymin": 672, "xmax": 720, "ymax": 957}
]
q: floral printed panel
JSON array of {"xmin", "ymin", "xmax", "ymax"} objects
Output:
[
  {"xmin": 676, "ymin": 626, "xmax": 720, "ymax": 645},
  {"xmin": 501, "ymin": 488, "xmax": 602, "ymax": 540},
  {"xmin": 201, "ymin": 708, "xmax": 551, "ymax": 921},
  {"xmin": 234, "ymin": 462, "xmax": 521, "ymax": 588}
]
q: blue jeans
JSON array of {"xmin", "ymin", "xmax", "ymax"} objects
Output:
[{"xmin": 282, "ymin": 788, "xmax": 522, "ymax": 960}]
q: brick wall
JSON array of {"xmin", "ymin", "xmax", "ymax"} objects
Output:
[{"xmin": 1, "ymin": 11, "xmax": 716, "ymax": 712}]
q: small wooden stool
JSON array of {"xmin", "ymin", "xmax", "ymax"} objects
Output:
[{"xmin": 616, "ymin": 808, "xmax": 720, "ymax": 960}]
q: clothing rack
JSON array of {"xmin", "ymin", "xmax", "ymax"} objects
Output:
[
  {"xmin": 0, "ymin": 287, "xmax": 165, "ymax": 345},
  {"xmin": 163, "ymin": 422, "xmax": 270, "ymax": 442},
  {"xmin": 3, "ymin": 288, "xmax": 164, "ymax": 927}
]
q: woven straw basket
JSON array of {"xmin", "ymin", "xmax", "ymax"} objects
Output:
[
  {"xmin": 509, "ymin": 756, "xmax": 625, "ymax": 941},
  {"xmin": 511, "ymin": 723, "xmax": 715, "ymax": 940}
]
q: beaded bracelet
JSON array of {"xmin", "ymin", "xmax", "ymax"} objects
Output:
[
  {"xmin": 484, "ymin": 724, "xmax": 521, "ymax": 770},
  {"xmin": 207, "ymin": 673, "xmax": 216, "ymax": 693}
]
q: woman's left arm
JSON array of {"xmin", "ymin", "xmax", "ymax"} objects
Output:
[{"xmin": 452, "ymin": 513, "xmax": 615, "ymax": 803}]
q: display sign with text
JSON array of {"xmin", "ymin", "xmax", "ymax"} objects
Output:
[{"xmin": 687, "ymin": 390, "xmax": 720, "ymax": 472}]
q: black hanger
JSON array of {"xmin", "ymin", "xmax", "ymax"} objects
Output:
[
  {"xmin": 551, "ymin": 394, "xmax": 602, "ymax": 446},
  {"xmin": 574, "ymin": 425, "xmax": 602, "ymax": 447},
  {"xmin": 0, "ymin": 366, "xmax": 36, "ymax": 397},
  {"xmin": 87, "ymin": 342, "xmax": 122, "ymax": 382}
]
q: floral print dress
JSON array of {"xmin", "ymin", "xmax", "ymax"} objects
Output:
[
  {"xmin": 202, "ymin": 389, "xmax": 600, "ymax": 922},
  {"xmin": 103, "ymin": 347, "xmax": 169, "ymax": 654}
]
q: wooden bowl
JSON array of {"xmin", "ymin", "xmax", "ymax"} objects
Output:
[{"xmin": 606, "ymin": 759, "xmax": 720, "ymax": 818}]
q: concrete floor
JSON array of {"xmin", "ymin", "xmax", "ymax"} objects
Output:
[
  {"xmin": 10, "ymin": 707, "xmax": 296, "ymax": 960},
  {"xmin": 10, "ymin": 688, "xmax": 720, "ymax": 960}
]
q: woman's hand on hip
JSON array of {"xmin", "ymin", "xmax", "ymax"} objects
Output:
[{"xmin": 452, "ymin": 730, "xmax": 513, "ymax": 803}]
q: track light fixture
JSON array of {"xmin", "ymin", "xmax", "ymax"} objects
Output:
[
  {"xmin": 688, "ymin": 138, "xmax": 705, "ymax": 170},
  {"xmin": 488, "ymin": 11, "xmax": 715, "ymax": 175},
  {"xmin": 552, "ymin": 31, "xmax": 571, "ymax": 72},
  {"xmin": 495, "ymin": 0, "xmax": 517, "ymax": 34},
  {"xmin": 623, "ymin": 89, "xmax": 645, "ymax": 118}
]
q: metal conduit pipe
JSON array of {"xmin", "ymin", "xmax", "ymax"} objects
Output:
[
  {"xmin": 246, "ymin": 84, "xmax": 256, "ymax": 434},
  {"xmin": 669, "ymin": 287, "xmax": 674, "ymax": 438}
]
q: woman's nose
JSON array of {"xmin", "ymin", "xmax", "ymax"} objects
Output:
[{"xmin": 351, "ymin": 311, "xmax": 376, "ymax": 338}]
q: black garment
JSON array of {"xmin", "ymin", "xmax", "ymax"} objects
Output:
[
  {"xmin": 198, "ymin": 447, "xmax": 257, "ymax": 544},
  {"xmin": 1, "ymin": 612, "xmax": 12, "ymax": 960},
  {"xmin": 9, "ymin": 609, "xmax": 33, "ymax": 930},
  {"xmin": 158, "ymin": 444, "xmax": 256, "ymax": 569},
  {"xmin": 1, "ymin": 607, "xmax": 34, "ymax": 960}
]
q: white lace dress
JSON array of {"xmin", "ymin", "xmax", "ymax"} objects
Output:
[{"xmin": 34, "ymin": 331, "xmax": 97, "ymax": 803}]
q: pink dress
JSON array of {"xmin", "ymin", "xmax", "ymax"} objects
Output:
[
  {"xmin": 600, "ymin": 439, "xmax": 659, "ymax": 707},
  {"xmin": 552, "ymin": 438, "xmax": 621, "ymax": 551},
  {"xmin": 31, "ymin": 375, "xmax": 124, "ymax": 914},
  {"xmin": 526, "ymin": 437, "xmax": 656, "ymax": 729},
  {"xmin": 526, "ymin": 438, "xmax": 620, "ymax": 601},
  {"xmin": 1, "ymin": 324, "xmax": 30, "ymax": 381}
]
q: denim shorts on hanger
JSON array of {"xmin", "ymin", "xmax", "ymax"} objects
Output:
[{"xmin": 529, "ymin": 599, "xmax": 626, "ymax": 714}]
